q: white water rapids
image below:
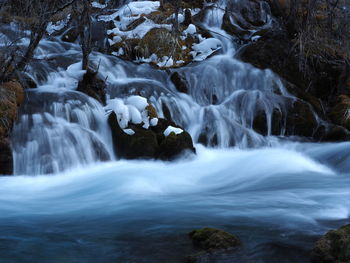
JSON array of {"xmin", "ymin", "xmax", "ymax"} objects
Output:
[{"xmin": 0, "ymin": 1, "xmax": 349, "ymax": 262}]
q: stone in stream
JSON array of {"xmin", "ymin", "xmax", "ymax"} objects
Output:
[
  {"xmin": 77, "ymin": 69, "xmax": 107, "ymax": 105},
  {"xmin": 170, "ymin": 71, "xmax": 189, "ymax": 94},
  {"xmin": 108, "ymin": 107, "xmax": 196, "ymax": 160},
  {"xmin": 311, "ymin": 224, "xmax": 350, "ymax": 263},
  {"xmin": 186, "ymin": 228, "xmax": 241, "ymax": 263}
]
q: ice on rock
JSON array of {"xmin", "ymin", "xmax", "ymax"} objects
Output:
[
  {"xmin": 128, "ymin": 105, "xmax": 142, "ymax": 124},
  {"xmin": 126, "ymin": 96, "xmax": 148, "ymax": 111},
  {"xmin": 191, "ymin": 38, "xmax": 222, "ymax": 62},
  {"xmin": 150, "ymin": 118, "xmax": 158, "ymax": 126},
  {"xmin": 184, "ymin": 24, "xmax": 196, "ymax": 35},
  {"xmin": 164, "ymin": 126, "xmax": 183, "ymax": 136},
  {"xmin": 123, "ymin": 129, "xmax": 135, "ymax": 135}
]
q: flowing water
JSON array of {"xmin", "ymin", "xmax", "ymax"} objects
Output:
[{"xmin": 0, "ymin": 1, "xmax": 349, "ymax": 262}]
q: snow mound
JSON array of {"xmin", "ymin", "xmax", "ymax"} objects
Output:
[
  {"xmin": 164, "ymin": 126, "xmax": 184, "ymax": 136},
  {"xmin": 106, "ymin": 96, "xmax": 156, "ymax": 129}
]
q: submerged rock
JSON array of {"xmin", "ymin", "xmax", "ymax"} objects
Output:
[
  {"xmin": 188, "ymin": 228, "xmax": 241, "ymax": 251},
  {"xmin": 311, "ymin": 224, "xmax": 350, "ymax": 263},
  {"xmin": 186, "ymin": 228, "xmax": 241, "ymax": 263}
]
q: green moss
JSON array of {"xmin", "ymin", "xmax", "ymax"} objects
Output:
[
  {"xmin": 189, "ymin": 228, "xmax": 241, "ymax": 251},
  {"xmin": 311, "ymin": 224, "xmax": 350, "ymax": 263}
]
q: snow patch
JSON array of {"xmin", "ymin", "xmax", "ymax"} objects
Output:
[{"xmin": 164, "ymin": 126, "xmax": 183, "ymax": 136}]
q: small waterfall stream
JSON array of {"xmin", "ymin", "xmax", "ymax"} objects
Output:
[{"xmin": 0, "ymin": 1, "xmax": 349, "ymax": 262}]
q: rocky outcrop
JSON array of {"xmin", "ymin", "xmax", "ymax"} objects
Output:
[
  {"xmin": 108, "ymin": 111, "xmax": 195, "ymax": 161},
  {"xmin": 0, "ymin": 80, "xmax": 24, "ymax": 175},
  {"xmin": 77, "ymin": 69, "xmax": 106, "ymax": 105},
  {"xmin": 311, "ymin": 224, "xmax": 350, "ymax": 263},
  {"xmin": 237, "ymin": 0, "xmax": 350, "ymax": 141}
]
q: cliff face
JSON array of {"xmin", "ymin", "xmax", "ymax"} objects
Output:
[{"xmin": 238, "ymin": 0, "xmax": 350, "ymax": 140}]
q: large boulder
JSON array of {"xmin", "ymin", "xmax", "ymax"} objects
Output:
[
  {"xmin": 108, "ymin": 111, "xmax": 195, "ymax": 161},
  {"xmin": 311, "ymin": 224, "xmax": 350, "ymax": 263}
]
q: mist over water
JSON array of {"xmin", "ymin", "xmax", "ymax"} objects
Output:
[{"xmin": 1, "ymin": 0, "xmax": 349, "ymax": 262}]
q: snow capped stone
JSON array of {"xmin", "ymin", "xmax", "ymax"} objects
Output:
[
  {"xmin": 123, "ymin": 129, "xmax": 135, "ymax": 135},
  {"xmin": 126, "ymin": 96, "xmax": 148, "ymax": 111},
  {"xmin": 150, "ymin": 118, "xmax": 158, "ymax": 126},
  {"xmin": 184, "ymin": 24, "xmax": 196, "ymax": 35},
  {"xmin": 164, "ymin": 126, "xmax": 183, "ymax": 136}
]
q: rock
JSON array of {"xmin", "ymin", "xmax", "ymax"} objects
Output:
[
  {"xmin": 3, "ymin": 80, "xmax": 24, "ymax": 105},
  {"xmin": 108, "ymin": 111, "xmax": 195, "ymax": 160},
  {"xmin": 329, "ymin": 95, "xmax": 350, "ymax": 130},
  {"xmin": 61, "ymin": 27, "xmax": 79, "ymax": 43},
  {"xmin": 77, "ymin": 69, "xmax": 106, "ymax": 105},
  {"xmin": 170, "ymin": 71, "xmax": 188, "ymax": 93},
  {"xmin": 285, "ymin": 99, "xmax": 318, "ymax": 137},
  {"xmin": 318, "ymin": 125, "xmax": 350, "ymax": 142},
  {"xmin": 157, "ymin": 127, "xmax": 195, "ymax": 160},
  {"xmin": 0, "ymin": 140, "xmax": 13, "ymax": 175},
  {"xmin": 189, "ymin": 228, "xmax": 241, "ymax": 251},
  {"xmin": 311, "ymin": 224, "xmax": 350, "ymax": 263},
  {"xmin": 108, "ymin": 112, "xmax": 159, "ymax": 159},
  {"xmin": 146, "ymin": 104, "xmax": 158, "ymax": 119},
  {"xmin": 253, "ymin": 108, "xmax": 283, "ymax": 136},
  {"xmin": 183, "ymin": 8, "xmax": 192, "ymax": 27},
  {"xmin": 222, "ymin": 10, "xmax": 251, "ymax": 40}
]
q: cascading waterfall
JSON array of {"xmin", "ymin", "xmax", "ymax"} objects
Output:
[{"xmin": 1, "ymin": 1, "xmax": 349, "ymax": 262}]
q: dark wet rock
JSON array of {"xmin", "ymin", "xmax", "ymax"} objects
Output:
[
  {"xmin": 238, "ymin": 31, "xmax": 306, "ymax": 90},
  {"xmin": 222, "ymin": 11, "xmax": 251, "ymax": 40},
  {"xmin": 108, "ymin": 112, "xmax": 195, "ymax": 161},
  {"xmin": 0, "ymin": 140, "xmax": 12, "ymax": 176},
  {"xmin": 253, "ymin": 108, "xmax": 283, "ymax": 136},
  {"xmin": 157, "ymin": 128, "xmax": 195, "ymax": 160},
  {"xmin": 285, "ymin": 99, "xmax": 318, "ymax": 138},
  {"xmin": 170, "ymin": 71, "xmax": 188, "ymax": 93},
  {"xmin": 189, "ymin": 228, "xmax": 241, "ymax": 251},
  {"xmin": 77, "ymin": 69, "xmax": 106, "ymax": 105},
  {"xmin": 162, "ymin": 102, "xmax": 172, "ymax": 121},
  {"xmin": 311, "ymin": 224, "xmax": 350, "ymax": 263},
  {"xmin": 318, "ymin": 125, "xmax": 350, "ymax": 142},
  {"xmin": 329, "ymin": 95, "xmax": 350, "ymax": 130},
  {"xmin": 186, "ymin": 228, "xmax": 241, "ymax": 263},
  {"xmin": 183, "ymin": 8, "xmax": 192, "ymax": 27},
  {"xmin": 61, "ymin": 27, "xmax": 79, "ymax": 43}
]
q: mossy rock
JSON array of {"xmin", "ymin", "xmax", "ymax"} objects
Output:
[
  {"xmin": 108, "ymin": 112, "xmax": 158, "ymax": 159},
  {"xmin": 158, "ymin": 130, "xmax": 195, "ymax": 160},
  {"xmin": 311, "ymin": 224, "xmax": 350, "ymax": 263},
  {"xmin": 108, "ymin": 112, "xmax": 196, "ymax": 160},
  {"xmin": 3, "ymin": 80, "xmax": 24, "ymax": 105},
  {"xmin": 189, "ymin": 228, "xmax": 241, "ymax": 251},
  {"xmin": 329, "ymin": 95, "xmax": 350, "ymax": 130}
]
